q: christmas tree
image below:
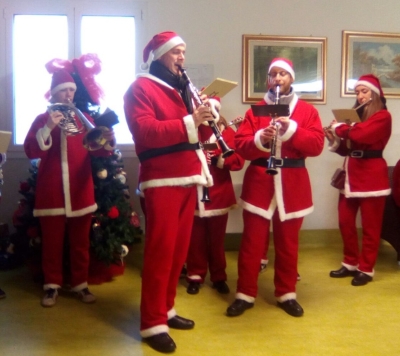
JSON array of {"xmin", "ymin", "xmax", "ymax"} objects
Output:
[{"xmin": 90, "ymin": 148, "xmax": 142, "ymax": 264}]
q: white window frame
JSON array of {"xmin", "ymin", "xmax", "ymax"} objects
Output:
[{"xmin": 1, "ymin": 0, "xmax": 147, "ymax": 158}]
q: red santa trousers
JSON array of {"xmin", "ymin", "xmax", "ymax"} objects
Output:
[
  {"xmin": 186, "ymin": 214, "xmax": 229, "ymax": 284},
  {"xmin": 338, "ymin": 194, "xmax": 386, "ymax": 273},
  {"xmin": 140, "ymin": 185, "xmax": 196, "ymax": 335},
  {"xmin": 39, "ymin": 214, "xmax": 92, "ymax": 290},
  {"xmin": 237, "ymin": 209, "xmax": 303, "ymax": 298}
]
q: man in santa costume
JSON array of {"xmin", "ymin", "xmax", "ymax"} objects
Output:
[
  {"xmin": 124, "ymin": 31, "xmax": 216, "ymax": 353},
  {"xmin": 24, "ymin": 61, "xmax": 115, "ymax": 307},
  {"xmin": 227, "ymin": 58, "xmax": 324, "ymax": 318}
]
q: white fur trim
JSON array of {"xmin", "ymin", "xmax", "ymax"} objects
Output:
[
  {"xmin": 167, "ymin": 308, "xmax": 177, "ymax": 319},
  {"xmin": 342, "ymin": 262, "xmax": 358, "ymax": 271},
  {"xmin": 269, "ymin": 60, "xmax": 295, "ymax": 80},
  {"xmin": 43, "ymin": 283, "xmax": 61, "ymax": 290},
  {"xmin": 344, "ymin": 188, "xmax": 391, "ymax": 198},
  {"xmin": 236, "ymin": 292, "xmax": 255, "ymax": 303},
  {"xmin": 276, "ymin": 292, "xmax": 297, "ymax": 303},
  {"xmin": 183, "ymin": 115, "xmax": 198, "ymax": 143},
  {"xmin": 196, "ymin": 205, "xmax": 236, "ymax": 218},
  {"xmin": 357, "ymin": 269, "xmax": 374, "ymax": 277},
  {"xmin": 239, "ymin": 198, "xmax": 275, "ymax": 220},
  {"xmin": 254, "ymin": 129, "xmax": 270, "ymax": 152},
  {"xmin": 354, "ymin": 80, "xmax": 380, "ymax": 96},
  {"xmin": 36, "ymin": 127, "xmax": 52, "ymax": 151},
  {"xmin": 208, "ymin": 98, "xmax": 221, "ymax": 122},
  {"xmin": 196, "ymin": 148, "xmax": 214, "ymax": 187},
  {"xmin": 187, "ymin": 275, "xmax": 202, "ymax": 281},
  {"xmin": 152, "ymin": 36, "xmax": 185, "ymax": 61},
  {"xmin": 279, "ymin": 119, "xmax": 297, "ymax": 141},
  {"xmin": 50, "ymin": 82, "xmax": 76, "ymax": 97},
  {"xmin": 139, "ymin": 175, "xmax": 206, "ymax": 191},
  {"xmin": 140, "ymin": 325, "xmax": 169, "ymax": 338},
  {"xmin": 33, "ymin": 204, "xmax": 97, "ymax": 217},
  {"xmin": 71, "ymin": 282, "xmax": 88, "ymax": 292}
]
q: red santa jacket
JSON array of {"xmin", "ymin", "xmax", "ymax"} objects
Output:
[
  {"xmin": 235, "ymin": 93, "xmax": 324, "ymax": 221},
  {"xmin": 330, "ymin": 109, "xmax": 391, "ymax": 198},
  {"xmin": 24, "ymin": 111, "xmax": 112, "ymax": 217},
  {"xmin": 196, "ymin": 125, "xmax": 244, "ymax": 217},
  {"xmin": 123, "ymin": 74, "xmax": 212, "ymax": 192}
]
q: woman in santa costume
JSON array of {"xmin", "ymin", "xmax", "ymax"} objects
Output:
[
  {"xmin": 123, "ymin": 31, "xmax": 216, "ymax": 353},
  {"xmin": 186, "ymin": 111, "xmax": 244, "ymax": 295},
  {"xmin": 227, "ymin": 58, "xmax": 324, "ymax": 318},
  {"xmin": 24, "ymin": 55, "xmax": 116, "ymax": 307},
  {"xmin": 325, "ymin": 74, "xmax": 391, "ymax": 286}
]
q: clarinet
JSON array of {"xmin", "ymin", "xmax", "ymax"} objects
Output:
[
  {"xmin": 177, "ymin": 66, "xmax": 234, "ymax": 158},
  {"xmin": 266, "ymin": 85, "xmax": 280, "ymax": 175}
]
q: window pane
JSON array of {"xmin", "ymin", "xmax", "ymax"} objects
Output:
[
  {"xmin": 81, "ymin": 16, "xmax": 135, "ymax": 144},
  {"xmin": 14, "ymin": 15, "xmax": 68, "ymax": 144}
]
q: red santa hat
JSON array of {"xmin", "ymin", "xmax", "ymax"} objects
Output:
[
  {"xmin": 141, "ymin": 31, "xmax": 185, "ymax": 70},
  {"xmin": 50, "ymin": 69, "xmax": 76, "ymax": 97},
  {"xmin": 268, "ymin": 57, "xmax": 295, "ymax": 80},
  {"xmin": 354, "ymin": 74, "xmax": 384, "ymax": 97}
]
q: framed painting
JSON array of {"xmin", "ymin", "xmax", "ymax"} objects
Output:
[
  {"xmin": 242, "ymin": 34, "xmax": 327, "ymax": 104},
  {"xmin": 341, "ymin": 30, "xmax": 400, "ymax": 97}
]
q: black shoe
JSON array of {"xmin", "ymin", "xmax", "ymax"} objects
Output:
[
  {"xmin": 329, "ymin": 266, "xmax": 357, "ymax": 278},
  {"xmin": 186, "ymin": 282, "xmax": 200, "ymax": 295},
  {"xmin": 351, "ymin": 271, "xmax": 373, "ymax": 286},
  {"xmin": 226, "ymin": 299, "xmax": 254, "ymax": 317},
  {"xmin": 143, "ymin": 333, "xmax": 176, "ymax": 353},
  {"xmin": 212, "ymin": 281, "xmax": 230, "ymax": 294},
  {"xmin": 0, "ymin": 288, "xmax": 5, "ymax": 299},
  {"xmin": 277, "ymin": 299, "xmax": 304, "ymax": 317},
  {"xmin": 167, "ymin": 315, "xmax": 195, "ymax": 330}
]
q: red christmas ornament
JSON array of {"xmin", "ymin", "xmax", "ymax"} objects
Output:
[
  {"xmin": 107, "ymin": 206, "xmax": 120, "ymax": 219},
  {"xmin": 130, "ymin": 212, "xmax": 140, "ymax": 227}
]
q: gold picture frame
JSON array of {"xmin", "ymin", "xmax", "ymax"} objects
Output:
[
  {"xmin": 242, "ymin": 34, "xmax": 327, "ymax": 104},
  {"xmin": 341, "ymin": 30, "xmax": 400, "ymax": 97}
]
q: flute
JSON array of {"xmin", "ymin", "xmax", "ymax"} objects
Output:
[{"xmin": 325, "ymin": 98, "xmax": 372, "ymax": 130}]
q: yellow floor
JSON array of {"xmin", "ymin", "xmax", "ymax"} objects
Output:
[{"xmin": 1, "ymin": 230, "xmax": 400, "ymax": 356}]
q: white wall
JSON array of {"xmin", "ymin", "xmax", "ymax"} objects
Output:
[{"xmin": 1, "ymin": 0, "xmax": 400, "ymax": 233}]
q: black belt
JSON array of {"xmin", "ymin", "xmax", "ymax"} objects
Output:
[
  {"xmin": 348, "ymin": 150, "xmax": 383, "ymax": 159},
  {"xmin": 138, "ymin": 142, "xmax": 200, "ymax": 163},
  {"xmin": 251, "ymin": 158, "xmax": 305, "ymax": 168}
]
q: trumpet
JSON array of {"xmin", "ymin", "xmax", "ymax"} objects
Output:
[
  {"xmin": 177, "ymin": 66, "xmax": 234, "ymax": 159},
  {"xmin": 47, "ymin": 102, "xmax": 111, "ymax": 151}
]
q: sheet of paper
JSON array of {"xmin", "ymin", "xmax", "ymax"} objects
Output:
[
  {"xmin": 331, "ymin": 109, "xmax": 360, "ymax": 123},
  {"xmin": 202, "ymin": 78, "xmax": 238, "ymax": 98},
  {"xmin": 0, "ymin": 131, "xmax": 12, "ymax": 153}
]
